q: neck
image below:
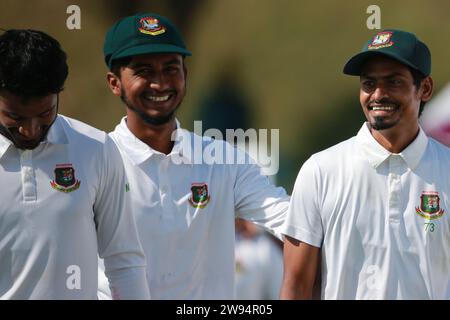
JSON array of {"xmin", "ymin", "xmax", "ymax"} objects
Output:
[
  {"xmin": 369, "ymin": 123, "xmax": 420, "ymax": 153},
  {"xmin": 126, "ymin": 115, "xmax": 177, "ymax": 155}
]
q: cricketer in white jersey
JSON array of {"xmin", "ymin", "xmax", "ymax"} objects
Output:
[
  {"xmin": 0, "ymin": 115, "xmax": 150, "ymax": 299},
  {"xmin": 98, "ymin": 118, "xmax": 289, "ymax": 299},
  {"xmin": 281, "ymin": 29, "xmax": 449, "ymax": 300},
  {"xmin": 0, "ymin": 29, "xmax": 149, "ymax": 299},
  {"xmin": 98, "ymin": 13, "xmax": 290, "ymax": 299}
]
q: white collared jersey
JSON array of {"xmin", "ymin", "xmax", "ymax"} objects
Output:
[
  {"xmin": 0, "ymin": 115, "xmax": 149, "ymax": 299},
  {"xmin": 99, "ymin": 117, "xmax": 289, "ymax": 299},
  {"xmin": 282, "ymin": 123, "xmax": 450, "ymax": 299}
]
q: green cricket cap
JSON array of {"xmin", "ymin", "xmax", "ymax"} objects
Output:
[
  {"xmin": 104, "ymin": 13, "xmax": 192, "ymax": 68},
  {"xmin": 343, "ymin": 29, "xmax": 431, "ymax": 76}
]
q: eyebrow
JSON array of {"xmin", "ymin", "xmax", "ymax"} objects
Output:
[
  {"xmin": 5, "ymin": 104, "xmax": 57, "ymax": 118},
  {"xmin": 38, "ymin": 104, "xmax": 57, "ymax": 115},
  {"xmin": 129, "ymin": 59, "xmax": 182, "ymax": 69},
  {"xmin": 360, "ymin": 72, "xmax": 406, "ymax": 79}
]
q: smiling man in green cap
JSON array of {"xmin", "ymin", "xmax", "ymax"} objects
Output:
[
  {"xmin": 281, "ymin": 29, "xmax": 450, "ymax": 299},
  {"xmin": 98, "ymin": 13, "xmax": 289, "ymax": 300}
]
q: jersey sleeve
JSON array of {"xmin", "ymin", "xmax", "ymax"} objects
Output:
[
  {"xmin": 93, "ymin": 135, "xmax": 150, "ymax": 299},
  {"xmin": 233, "ymin": 148, "xmax": 290, "ymax": 240},
  {"xmin": 281, "ymin": 156, "xmax": 324, "ymax": 248}
]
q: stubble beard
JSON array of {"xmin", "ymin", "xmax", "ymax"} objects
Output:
[
  {"xmin": 369, "ymin": 116, "xmax": 400, "ymax": 131},
  {"xmin": 120, "ymin": 88, "xmax": 180, "ymax": 126}
]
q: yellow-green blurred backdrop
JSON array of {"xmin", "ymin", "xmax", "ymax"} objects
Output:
[{"xmin": 1, "ymin": 0, "xmax": 449, "ymax": 191}]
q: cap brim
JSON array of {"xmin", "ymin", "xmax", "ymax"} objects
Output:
[
  {"xmin": 343, "ymin": 51, "xmax": 422, "ymax": 76},
  {"xmin": 109, "ymin": 43, "xmax": 192, "ymax": 67}
]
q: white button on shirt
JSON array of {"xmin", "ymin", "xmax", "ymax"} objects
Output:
[
  {"xmin": 100, "ymin": 117, "xmax": 289, "ymax": 299},
  {"xmin": 0, "ymin": 115, "xmax": 149, "ymax": 299},
  {"xmin": 282, "ymin": 123, "xmax": 450, "ymax": 299}
]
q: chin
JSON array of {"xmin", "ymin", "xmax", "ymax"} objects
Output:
[{"xmin": 369, "ymin": 119, "xmax": 397, "ymax": 131}]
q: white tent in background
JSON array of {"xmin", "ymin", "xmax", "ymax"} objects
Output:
[{"xmin": 420, "ymin": 82, "xmax": 450, "ymax": 146}]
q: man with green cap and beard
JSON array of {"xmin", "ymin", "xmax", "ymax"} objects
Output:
[
  {"xmin": 98, "ymin": 13, "xmax": 290, "ymax": 299},
  {"xmin": 281, "ymin": 29, "xmax": 449, "ymax": 300}
]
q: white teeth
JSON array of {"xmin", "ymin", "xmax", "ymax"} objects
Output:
[
  {"xmin": 144, "ymin": 95, "xmax": 170, "ymax": 102},
  {"xmin": 372, "ymin": 105, "xmax": 396, "ymax": 111}
]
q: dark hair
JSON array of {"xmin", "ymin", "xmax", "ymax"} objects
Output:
[
  {"xmin": 0, "ymin": 29, "xmax": 68, "ymax": 98},
  {"xmin": 110, "ymin": 56, "xmax": 132, "ymax": 77},
  {"xmin": 408, "ymin": 66, "xmax": 427, "ymax": 117}
]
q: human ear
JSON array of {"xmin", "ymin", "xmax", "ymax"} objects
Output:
[
  {"xmin": 420, "ymin": 76, "xmax": 433, "ymax": 103},
  {"xmin": 106, "ymin": 72, "xmax": 122, "ymax": 97}
]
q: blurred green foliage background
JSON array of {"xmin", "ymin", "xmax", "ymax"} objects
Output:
[{"xmin": 1, "ymin": 0, "xmax": 449, "ymax": 192}]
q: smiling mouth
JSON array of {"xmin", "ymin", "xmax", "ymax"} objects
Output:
[
  {"xmin": 142, "ymin": 93, "xmax": 172, "ymax": 102},
  {"xmin": 368, "ymin": 104, "xmax": 398, "ymax": 111}
]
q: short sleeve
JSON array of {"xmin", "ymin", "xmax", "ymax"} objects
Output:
[
  {"xmin": 233, "ymin": 147, "xmax": 290, "ymax": 240},
  {"xmin": 281, "ymin": 156, "xmax": 323, "ymax": 248}
]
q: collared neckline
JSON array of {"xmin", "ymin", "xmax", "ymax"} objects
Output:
[
  {"xmin": 0, "ymin": 132, "xmax": 11, "ymax": 160},
  {"xmin": 0, "ymin": 115, "xmax": 68, "ymax": 160},
  {"xmin": 113, "ymin": 117, "xmax": 193, "ymax": 166},
  {"xmin": 45, "ymin": 115, "xmax": 69, "ymax": 145},
  {"xmin": 356, "ymin": 122, "xmax": 428, "ymax": 170}
]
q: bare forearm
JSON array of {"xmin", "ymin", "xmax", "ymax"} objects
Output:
[
  {"xmin": 280, "ymin": 276, "xmax": 314, "ymax": 300},
  {"xmin": 280, "ymin": 236, "xmax": 320, "ymax": 300}
]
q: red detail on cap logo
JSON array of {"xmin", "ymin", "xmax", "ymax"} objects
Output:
[
  {"xmin": 368, "ymin": 31, "xmax": 394, "ymax": 50},
  {"xmin": 138, "ymin": 17, "xmax": 166, "ymax": 36}
]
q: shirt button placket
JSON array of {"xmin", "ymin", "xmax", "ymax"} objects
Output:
[
  {"xmin": 20, "ymin": 150, "xmax": 37, "ymax": 202},
  {"xmin": 159, "ymin": 157, "xmax": 173, "ymax": 220},
  {"xmin": 388, "ymin": 155, "xmax": 403, "ymax": 223}
]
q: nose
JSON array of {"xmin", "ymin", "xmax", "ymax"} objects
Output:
[
  {"xmin": 148, "ymin": 72, "xmax": 168, "ymax": 91},
  {"xmin": 371, "ymin": 85, "xmax": 389, "ymax": 101},
  {"xmin": 18, "ymin": 119, "xmax": 42, "ymax": 140}
]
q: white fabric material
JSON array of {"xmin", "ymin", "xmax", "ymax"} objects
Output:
[
  {"xmin": 0, "ymin": 115, "xmax": 149, "ymax": 299},
  {"xmin": 282, "ymin": 122, "xmax": 450, "ymax": 300},
  {"xmin": 234, "ymin": 233, "xmax": 283, "ymax": 300},
  {"xmin": 98, "ymin": 117, "xmax": 289, "ymax": 299}
]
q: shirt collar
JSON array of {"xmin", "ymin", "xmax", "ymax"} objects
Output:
[
  {"xmin": 45, "ymin": 115, "xmax": 69, "ymax": 145},
  {"xmin": 0, "ymin": 132, "xmax": 11, "ymax": 160},
  {"xmin": 356, "ymin": 122, "xmax": 428, "ymax": 170},
  {"xmin": 0, "ymin": 115, "xmax": 68, "ymax": 160},
  {"xmin": 113, "ymin": 117, "xmax": 193, "ymax": 166}
]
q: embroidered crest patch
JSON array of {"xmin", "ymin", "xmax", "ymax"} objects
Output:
[
  {"xmin": 368, "ymin": 31, "xmax": 394, "ymax": 50},
  {"xmin": 50, "ymin": 163, "xmax": 81, "ymax": 193},
  {"xmin": 415, "ymin": 191, "xmax": 445, "ymax": 220},
  {"xmin": 138, "ymin": 17, "xmax": 166, "ymax": 36},
  {"xmin": 188, "ymin": 183, "xmax": 210, "ymax": 208}
]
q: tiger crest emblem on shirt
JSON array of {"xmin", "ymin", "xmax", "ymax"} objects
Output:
[
  {"xmin": 415, "ymin": 191, "xmax": 445, "ymax": 220},
  {"xmin": 50, "ymin": 163, "xmax": 81, "ymax": 193},
  {"xmin": 189, "ymin": 183, "xmax": 210, "ymax": 208}
]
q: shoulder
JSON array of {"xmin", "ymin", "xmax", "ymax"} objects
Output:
[
  {"xmin": 184, "ymin": 129, "xmax": 246, "ymax": 161},
  {"xmin": 188, "ymin": 129, "xmax": 232, "ymax": 148},
  {"xmin": 426, "ymin": 136, "xmax": 450, "ymax": 159},
  {"xmin": 427, "ymin": 136, "xmax": 450, "ymax": 151},
  {"xmin": 308, "ymin": 136, "xmax": 357, "ymax": 168},
  {"xmin": 58, "ymin": 115, "xmax": 108, "ymax": 145}
]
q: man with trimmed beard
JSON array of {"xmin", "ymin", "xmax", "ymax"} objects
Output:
[
  {"xmin": 98, "ymin": 13, "xmax": 289, "ymax": 299},
  {"xmin": 281, "ymin": 29, "xmax": 450, "ymax": 299},
  {"xmin": 0, "ymin": 29, "xmax": 149, "ymax": 299}
]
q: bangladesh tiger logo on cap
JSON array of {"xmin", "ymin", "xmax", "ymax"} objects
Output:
[
  {"xmin": 415, "ymin": 191, "xmax": 445, "ymax": 220},
  {"xmin": 188, "ymin": 183, "xmax": 210, "ymax": 208},
  {"xmin": 368, "ymin": 31, "xmax": 394, "ymax": 50},
  {"xmin": 138, "ymin": 17, "xmax": 166, "ymax": 36},
  {"xmin": 50, "ymin": 163, "xmax": 81, "ymax": 193}
]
